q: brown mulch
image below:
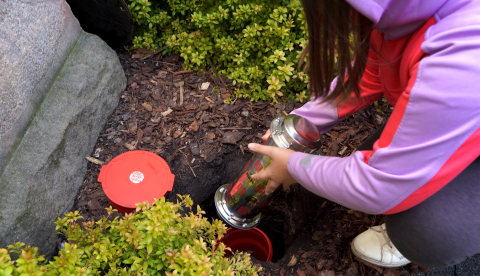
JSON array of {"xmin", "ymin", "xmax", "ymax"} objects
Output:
[{"xmin": 71, "ymin": 49, "xmax": 428, "ymax": 276}]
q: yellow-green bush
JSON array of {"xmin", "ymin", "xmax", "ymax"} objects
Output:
[
  {"xmin": 126, "ymin": 0, "xmax": 310, "ymax": 103},
  {"xmin": 0, "ymin": 195, "xmax": 259, "ymax": 275}
]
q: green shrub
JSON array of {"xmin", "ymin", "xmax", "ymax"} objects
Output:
[
  {"xmin": 126, "ymin": 0, "xmax": 310, "ymax": 103},
  {"xmin": 0, "ymin": 195, "xmax": 260, "ymax": 275}
]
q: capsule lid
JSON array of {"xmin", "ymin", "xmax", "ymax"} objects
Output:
[
  {"xmin": 283, "ymin": 114, "xmax": 321, "ymax": 149},
  {"xmin": 98, "ymin": 150, "xmax": 175, "ymax": 210}
]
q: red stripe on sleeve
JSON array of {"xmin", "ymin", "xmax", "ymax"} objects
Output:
[
  {"xmin": 383, "ymin": 127, "xmax": 480, "ymax": 214},
  {"xmin": 360, "ymin": 62, "xmax": 419, "ymax": 164},
  {"xmin": 359, "ymin": 18, "xmax": 435, "ymax": 164}
]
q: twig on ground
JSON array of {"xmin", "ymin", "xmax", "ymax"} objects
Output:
[
  {"xmin": 173, "ymin": 70, "xmax": 193, "ymax": 76},
  {"xmin": 179, "ymin": 85, "xmax": 184, "ymax": 105},
  {"xmin": 204, "ymin": 96, "xmax": 215, "ymax": 104},
  {"xmin": 178, "ymin": 150, "xmax": 196, "ymax": 177},
  {"xmin": 86, "ymin": 156, "xmax": 104, "ymax": 165},
  {"xmin": 220, "ymin": 127, "xmax": 252, "ymax": 130},
  {"xmin": 209, "ymin": 59, "xmax": 229, "ymax": 93},
  {"xmin": 151, "ymin": 61, "xmax": 177, "ymax": 66},
  {"xmin": 140, "ymin": 50, "xmax": 162, "ymax": 60}
]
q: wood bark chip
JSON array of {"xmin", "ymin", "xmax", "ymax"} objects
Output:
[
  {"xmin": 205, "ymin": 132, "xmax": 215, "ymax": 140},
  {"xmin": 152, "ymin": 90, "xmax": 163, "ymax": 100},
  {"xmin": 201, "ymin": 82, "xmax": 210, "ymax": 90},
  {"xmin": 158, "ymin": 71, "xmax": 168, "ymax": 78},
  {"xmin": 355, "ymin": 257, "xmax": 383, "ymax": 274},
  {"xmin": 188, "ymin": 120, "xmax": 200, "ymax": 132},
  {"xmin": 123, "ymin": 140, "xmax": 137, "ymax": 151},
  {"xmin": 338, "ymin": 146, "xmax": 348, "ymax": 156},
  {"xmin": 301, "ymin": 250, "xmax": 316, "ymax": 259},
  {"xmin": 295, "ymin": 270, "xmax": 306, "ymax": 276},
  {"xmin": 161, "ymin": 107, "xmax": 173, "ymax": 116},
  {"xmin": 221, "ymin": 131, "xmax": 245, "ymax": 144},
  {"xmin": 151, "ymin": 114, "xmax": 162, "ymax": 123},
  {"xmin": 142, "ymin": 102, "xmax": 153, "ymax": 112},
  {"xmin": 173, "ymin": 129, "xmax": 183, "ymax": 138},
  {"xmin": 304, "ymin": 264, "xmax": 316, "ymax": 276},
  {"xmin": 316, "ymin": 259, "xmax": 326, "ymax": 270},
  {"xmin": 88, "ymin": 198, "xmax": 102, "ymax": 210},
  {"xmin": 319, "ymin": 270, "xmax": 335, "ymax": 276},
  {"xmin": 127, "ymin": 121, "xmax": 138, "ymax": 134},
  {"xmin": 288, "ymin": 255, "xmax": 298, "ymax": 266},
  {"xmin": 184, "ymin": 103, "xmax": 197, "ymax": 110},
  {"xmin": 137, "ymin": 128, "xmax": 143, "ymax": 143}
]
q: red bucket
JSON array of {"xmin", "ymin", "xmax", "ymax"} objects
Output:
[
  {"xmin": 218, "ymin": 227, "xmax": 273, "ymax": 262},
  {"xmin": 98, "ymin": 150, "xmax": 175, "ymax": 213}
]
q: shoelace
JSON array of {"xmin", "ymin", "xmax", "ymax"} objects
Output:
[
  {"xmin": 372, "ymin": 225, "xmax": 395, "ymax": 250},
  {"xmin": 369, "ymin": 225, "xmax": 409, "ymax": 263}
]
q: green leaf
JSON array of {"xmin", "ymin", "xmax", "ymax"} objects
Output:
[{"xmin": 5, "ymin": 266, "xmax": 13, "ymax": 276}]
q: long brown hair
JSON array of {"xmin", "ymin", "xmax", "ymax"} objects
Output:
[{"xmin": 300, "ymin": 0, "xmax": 373, "ymax": 105}]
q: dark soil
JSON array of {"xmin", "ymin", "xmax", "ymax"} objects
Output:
[{"xmin": 71, "ymin": 49, "xmax": 428, "ymax": 276}]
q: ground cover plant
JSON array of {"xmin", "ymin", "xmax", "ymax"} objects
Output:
[
  {"xmin": 0, "ymin": 196, "xmax": 260, "ymax": 275},
  {"xmin": 126, "ymin": 0, "xmax": 310, "ymax": 103}
]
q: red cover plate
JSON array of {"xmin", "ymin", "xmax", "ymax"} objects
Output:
[{"xmin": 98, "ymin": 150, "xmax": 175, "ymax": 210}]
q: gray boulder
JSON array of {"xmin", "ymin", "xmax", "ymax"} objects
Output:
[{"xmin": 0, "ymin": 0, "xmax": 126, "ymax": 258}]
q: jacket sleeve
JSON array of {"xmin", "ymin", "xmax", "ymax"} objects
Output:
[
  {"xmin": 287, "ymin": 20, "xmax": 480, "ymax": 214},
  {"xmin": 291, "ymin": 39, "xmax": 384, "ymax": 134}
]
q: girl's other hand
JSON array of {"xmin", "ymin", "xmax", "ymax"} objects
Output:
[
  {"xmin": 261, "ymin": 129, "xmax": 271, "ymax": 144},
  {"xmin": 247, "ymin": 143, "xmax": 297, "ymax": 195}
]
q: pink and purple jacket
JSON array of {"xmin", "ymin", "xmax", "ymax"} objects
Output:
[{"xmin": 288, "ymin": 0, "xmax": 480, "ymax": 215}]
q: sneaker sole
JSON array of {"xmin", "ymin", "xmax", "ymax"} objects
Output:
[{"xmin": 351, "ymin": 242, "xmax": 411, "ymax": 268}]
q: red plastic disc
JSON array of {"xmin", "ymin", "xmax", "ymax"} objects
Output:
[{"xmin": 98, "ymin": 150, "xmax": 175, "ymax": 213}]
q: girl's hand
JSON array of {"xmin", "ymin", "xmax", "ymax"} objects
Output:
[{"xmin": 247, "ymin": 143, "xmax": 297, "ymax": 195}]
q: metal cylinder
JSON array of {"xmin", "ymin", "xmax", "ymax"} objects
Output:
[{"xmin": 214, "ymin": 115, "xmax": 322, "ymax": 229}]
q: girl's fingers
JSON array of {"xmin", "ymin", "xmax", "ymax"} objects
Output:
[
  {"xmin": 250, "ymin": 169, "xmax": 270, "ymax": 182},
  {"xmin": 282, "ymin": 182, "xmax": 294, "ymax": 191},
  {"xmin": 265, "ymin": 179, "xmax": 281, "ymax": 195},
  {"xmin": 248, "ymin": 143, "xmax": 275, "ymax": 157}
]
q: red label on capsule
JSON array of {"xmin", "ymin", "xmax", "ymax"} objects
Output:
[{"xmin": 254, "ymin": 160, "xmax": 263, "ymax": 172}]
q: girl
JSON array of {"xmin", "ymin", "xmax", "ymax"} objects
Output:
[{"xmin": 248, "ymin": 0, "xmax": 480, "ymax": 268}]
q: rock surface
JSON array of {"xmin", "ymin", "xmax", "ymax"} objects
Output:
[
  {"xmin": 0, "ymin": 0, "xmax": 81, "ymax": 168},
  {"xmin": 0, "ymin": 0, "xmax": 126, "ymax": 258}
]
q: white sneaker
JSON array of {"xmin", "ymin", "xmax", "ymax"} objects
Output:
[{"xmin": 351, "ymin": 224, "xmax": 410, "ymax": 268}]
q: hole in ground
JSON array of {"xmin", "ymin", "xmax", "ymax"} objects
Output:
[
  {"xmin": 162, "ymin": 144, "xmax": 323, "ymax": 263},
  {"xmin": 201, "ymin": 185, "xmax": 320, "ymax": 263}
]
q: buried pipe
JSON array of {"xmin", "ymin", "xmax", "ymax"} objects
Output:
[{"xmin": 218, "ymin": 227, "xmax": 273, "ymax": 262}]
